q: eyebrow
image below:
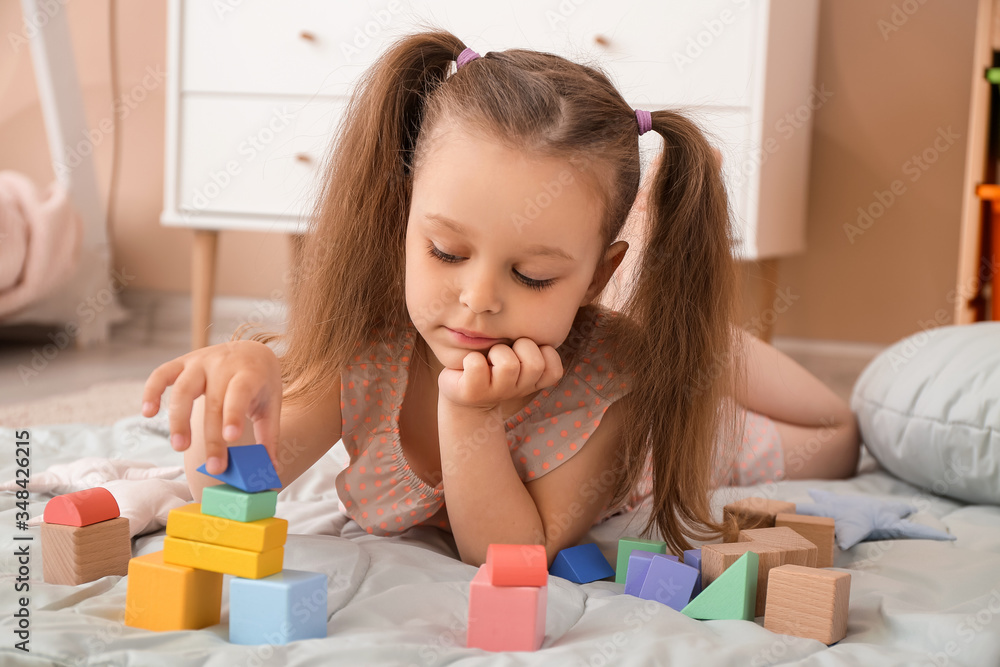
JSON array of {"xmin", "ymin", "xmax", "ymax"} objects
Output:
[{"xmin": 424, "ymin": 214, "xmax": 576, "ymax": 262}]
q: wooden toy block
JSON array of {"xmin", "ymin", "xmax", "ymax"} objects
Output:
[
  {"xmin": 625, "ymin": 551, "xmax": 678, "ymax": 596},
  {"xmin": 162, "ymin": 536, "xmax": 283, "ymax": 579},
  {"xmin": 681, "ymin": 551, "xmax": 758, "ymax": 621},
  {"xmin": 229, "ymin": 570, "xmax": 328, "ymax": 644},
  {"xmin": 549, "ymin": 543, "xmax": 615, "ymax": 583},
  {"xmin": 683, "ymin": 549, "xmax": 703, "ymax": 596},
  {"xmin": 738, "ymin": 526, "xmax": 819, "ymax": 568},
  {"xmin": 201, "ymin": 483, "xmax": 277, "ymax": 523},
  {"xmin": 486, "ymin": 544, "xmax": 548, "ymax": 586},
  {"xmin": 722, "ymin": 497, "xmax": 797, "ymax": 541},
  {"xmin": 467, "ymin": 563, "xmax": 546, "ymax": 651},
  {"xmin": 764, "ymin": 564, "xmax": 851, "ymax": 645},
  {"xmin": 165, "ymin": 503, "xmax": 287, "ymax": 552},
  {"xmin": 43, "ymin": 487, "xmax": 120, "ymax": 527},
  {"xmin": 775, "ymin": 513, "xmax": 836, "ymax": 568},
  {"xmin": 124, "ymin": 551, "xmax": 222, "ymax": 631},
  {"xmin": 195, "ymin": 444, "xmax": 281, "ymax": 493},
  {"xmin": 41, "ymin": 517, "xmax": 131, "ymax": 585},
  {"xmin": 702, "ymin": 542, "xmax": 783, "ymax": 617},
  {"xmin": 615, "ymin": 537, "xmax": 667, "ymax": 584},
  {"xmin": 638, "ymin": 555, "xmax": 699, "ymax": 611}
]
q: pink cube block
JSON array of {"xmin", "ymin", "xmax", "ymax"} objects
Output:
[
  {"xmin": 467, "ymin": 564, "xmax": 546, "ymax": 651},
  {"xmin": 485, "ymin": 543, "xmax": 548, "ymax": 586}
]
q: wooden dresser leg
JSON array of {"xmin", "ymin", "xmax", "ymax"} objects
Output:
[
  {"xmin": 757, "ymin": 258, "xmax": 780, "ymax": 344},
  {"xmin": 191, "ymin": 230, "xmax": 219, "ymax": 350}
]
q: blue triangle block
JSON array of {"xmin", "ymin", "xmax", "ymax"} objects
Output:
[
  {"xmin": 196, "ymin": 444, "xmax": 281, "ymax": 492},
  {"xmin": 549, "ymin": 543, "xmax": 615, "ymax": 583}
]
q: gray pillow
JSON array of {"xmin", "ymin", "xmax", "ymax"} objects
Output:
[{"xmin": 850, "ymin": 322, "xmax": 1000, "ymax": 505}]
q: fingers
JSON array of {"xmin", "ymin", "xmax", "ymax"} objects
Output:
[
  {"xmin": 141, "ymin": 359, "xmax": 184, "ymax": 418},
  {"xmin": 487, "ymin": 345, "xmax": 520, "ymax": 390},
  {"xmin": 511, "ymin": 339, "xmax": 547, "ymax": 390},
  {"xmin": 200, "ymin": 377, "xmax": 230, "ymax": 476},
  {"xmin": 166, "ymin": 367, "xmax": 207, "ymax": 453},
  {"xmin": 537, "ymin": 345, "xmax": 564, "ymax": 388}
]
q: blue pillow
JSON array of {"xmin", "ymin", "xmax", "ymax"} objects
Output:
[{"xmin": 850, "ymin": 322, "xmax": 1000, "ymax": 505}]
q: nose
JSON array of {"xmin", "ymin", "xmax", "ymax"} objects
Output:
[{"xmin": 458, "ymin": 266, "xmax": 502, "ymax": 314}]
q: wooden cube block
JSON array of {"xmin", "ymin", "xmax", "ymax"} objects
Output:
[
  {"xmin": 738, "ymin": 526, "xmax": 818, "ymax": 568},
  {"xmin": 166, "ymin": 503, "xmax": 287, "ymax": 552},
  {"xmin": 43, "ymin": 487, "xmax": 120, "ymax": 527},
  {"xmin": 775, "ymin": 513, "xmax": 836, "ymax": 568},
  {"xmin": 195, "ymin": 444, "xmax": 281, "ymax": 493},
  {"xmin": 230, "ymin": 570, "xmax": 328, "ymax": 644},
  {"xmin": 468, "ymin": 564, "xmax": 546, "ymax": 651},
  {"xmin": 682, "ymin": 551, "xmax": 758, "ymax": 621},
  {"xmin": 201, "ymin": 483, "xmax": 277, "ymax": 522},
  {"xmin": 722, "ymin": 497, "xmax": 797, "ymax": 541},
  {"xmin": 124, "ymin": 551, "xmax": 222, "ymax": 631},
  {"xmin": 764, "ymin": 564, "xmax": 851, "ymax": 644},
  {"xmin": 41, "ymin": 517, "xmax": 131, "ymax": 585},
  {"xmin": 637, "ymin": 556, "xmax": 699, "ymax": 610},
  {"xmin": 485, "ymin": 544, "xmax": 547, "ymax": 586},
  {"xmin": 615, "ymin": 537, "xmax": 667, "ymax": 584},
  {"xmin": 549, "ymin": 543, "xmax": 615, "ymax": 584},
  {"xmin": 162, "ymin": 536, "xmax": 283, "ymax": 579},
  {"xmin": 702, "ymin": 542, "xmax": 784, "ymax": 617}
]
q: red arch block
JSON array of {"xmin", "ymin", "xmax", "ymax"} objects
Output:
[{"xmin": 44, "ymin": 487, "xmax": 120, "ymax": 527}]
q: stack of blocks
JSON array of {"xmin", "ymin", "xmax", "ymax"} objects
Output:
[
  {"xmin": 40, "ymin": 487, "xmax": 131, "ymax": 585},
  {"xmin": 613, "ymin": 496, "xmax": 849, "ymax": 645},
  {"xmin": 467, "ymin": 544, "xmax": 548, "ymax": 651},
  {"xmin": 125, "ymin": 444, "xmax": 328, "ymax": 643}
]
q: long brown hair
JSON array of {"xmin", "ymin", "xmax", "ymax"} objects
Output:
[{"xmin": 237, "ymin": 29, "xmax": 747, "ymax": 554}]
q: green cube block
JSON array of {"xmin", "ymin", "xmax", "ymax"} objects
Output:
[
  {"xmin": 201, "ymin": 483, "xmax": 277, "ymax": 523},
  {"xmin": 615, "ymin": 537, "xmax": 667, "ymax": 584}
]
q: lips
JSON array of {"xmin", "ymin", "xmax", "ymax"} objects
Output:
[
  {"xmin": 450, "ymin": 327, "xmax": 495, "ymax": 340},
  {"xmin": 446, "ymin": 327, "xmax": 501, "ymax": 348}
]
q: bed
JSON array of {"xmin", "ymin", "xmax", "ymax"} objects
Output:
[{"xmin": 1, "ymin": 399, "xmax": 998, "ymax": 667}]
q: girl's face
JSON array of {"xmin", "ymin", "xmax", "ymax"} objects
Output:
[{"xmin": 405, "ymin": 126, "xmax": 626, "ymax": 374}]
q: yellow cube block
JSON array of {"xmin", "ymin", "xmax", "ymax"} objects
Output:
[
  {"xmin": 125, "ymin": 551, "xmax": 222, "ymax": 631},
  {"xmin": 166, "ymin": 503, "xmax": 287, "ymax": 552},
  {"xmin": 162, "ymin": 536, "xmax": 283, "ymax": 579}
]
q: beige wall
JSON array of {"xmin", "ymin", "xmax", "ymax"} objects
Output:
[{"xmin": 0, "ymin": 1, "xmax": 981, "ymax": 345}]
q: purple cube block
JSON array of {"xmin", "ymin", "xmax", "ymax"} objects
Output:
[{"xmin": 638, "ymin": 556, "xmax": 699, "ymax": 610}]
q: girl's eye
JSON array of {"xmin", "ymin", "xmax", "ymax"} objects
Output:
[{"xmin": 426, "ymin": 243, "xmax": 556, "ymax": 292}]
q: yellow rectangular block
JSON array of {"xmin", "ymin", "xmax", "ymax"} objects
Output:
[
  {"xmin": 166, "ymin": 503, "xmax": 287, "ymax": 552},
  {"xmin": 163, "ymin": 536, "xmax": 283, "ymax": 579},
  {"xmin": 125, "ymin": 551, "xmax": 222, "ymax": 631}
]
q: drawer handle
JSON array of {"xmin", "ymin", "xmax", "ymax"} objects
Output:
[
  {"xmin": 295, "ymin": 153, "xmax": 313, "ymax": 164},
  {"xmin": 593, "ymin": 34, "xmax": 610, "ymax": 47},
  {"xmin": 299, "ymin": 30, "xmax": 317, "ymax": 42}
]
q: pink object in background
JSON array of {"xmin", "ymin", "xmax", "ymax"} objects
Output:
[
  {"xmin": 467, "ymin": 563, "xmax": 547, "ymax": 652},
  {"xmin": 0, "ymin": 170, "xmax": 82, "ymax": 318}
]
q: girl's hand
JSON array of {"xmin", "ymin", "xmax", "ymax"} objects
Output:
[
  {"xmin": 140, "ymin": 340, "xmax": 282, "ymax": 475},
  {"xmin": 437, "ymin": 338, "xmax": 564, "ymax": 413}
]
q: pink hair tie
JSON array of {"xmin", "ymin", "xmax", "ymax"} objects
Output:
[
  {"xmin": 635, "ymin": 109, "xmax": 653, "ymax": 136},
  {"xmin": 457, "ymin": 47, "xmax": 481, "ymax": 69}
]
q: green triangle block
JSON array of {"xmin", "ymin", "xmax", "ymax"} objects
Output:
[{"xmin": 681, "ymin": 551, "xmax": 758, "ymax": 621}]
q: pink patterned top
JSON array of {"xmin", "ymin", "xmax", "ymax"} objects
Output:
[{"xmin": 334, "ymin": 304, "xmax": 640, "ymax": 536}]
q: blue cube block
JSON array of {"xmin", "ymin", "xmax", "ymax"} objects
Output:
[
  {"xmin": 638, "ymin": 556, "xmax": 699, "ymax": 610},
  {"xmin": 625, "ymin": 551, "xmax": 677, "ymax": 596},
  {"xmin": 229, "ymin": 570, "xmax": 328, "ymax": 644},
  {"xmin": 196, "ymin": 444, "xmax": 281, "ymax": 493},
  {"xmin": 683, "ymin": 548, "xmax": 703, "ymax": 596},
  {"xmin": 549, "ymin": 543, "xmax": 615, "ymax": 583}
]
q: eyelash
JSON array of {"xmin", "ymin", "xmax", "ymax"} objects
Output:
[{"xmin": 426, "ymin": 243, "xmax": 556, "ymax": 292}]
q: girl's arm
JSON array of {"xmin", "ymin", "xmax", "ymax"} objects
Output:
[{"xmin": 732, "ymin": 327, "xmax": 861, "ymax": 479}]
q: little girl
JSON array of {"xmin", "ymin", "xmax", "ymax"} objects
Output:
[{"xmin": 141, "ymin": 31, "xmax": 860, "ymax": 566}]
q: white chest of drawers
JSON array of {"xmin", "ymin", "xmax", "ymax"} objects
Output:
[{"xmin": 163, "ymin": 0, "xmax": 819, "ymax": 348}]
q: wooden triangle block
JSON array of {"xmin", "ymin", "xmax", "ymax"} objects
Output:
[{"xmin": 681, "ymin": 551, "xmax": 758, "ymax": 621}]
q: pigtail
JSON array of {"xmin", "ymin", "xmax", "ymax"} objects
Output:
[
  {"xmin": 247, "ymin": 31, "xmax": 467, "ymax": 410},
  {"xmin": 605, "ymin": 110, "xmax": 747, "ymax": 554}
]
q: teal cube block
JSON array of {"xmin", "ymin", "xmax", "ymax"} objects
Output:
[
  {"xmin": 230, "ymin": 570, "xmax": 328, "ymax": 644},
  {"xmin": 201, "ymin": 483, "xmax": 277, "ymax": 523},
  {"xmin": 615, "ymin": 537, "xmax": 667, "ymax": 584}
]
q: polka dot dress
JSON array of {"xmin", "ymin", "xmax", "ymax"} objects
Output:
[{"xmin": 335, "ymin": 305, "xmax": 632, "ymax": 536}]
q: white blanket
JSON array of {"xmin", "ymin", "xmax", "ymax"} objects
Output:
[{"xmin": 1, "ymin": 412, "xmax": 998, "ymax": 666}]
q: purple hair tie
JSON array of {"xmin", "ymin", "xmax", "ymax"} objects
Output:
[
  {"xmin": 635, "ymin": 109, "xmax": 653, "ymax": 136},
  {"xmin": 457, "ymin": 47, "xmax": 481, "ymax": 69}
]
